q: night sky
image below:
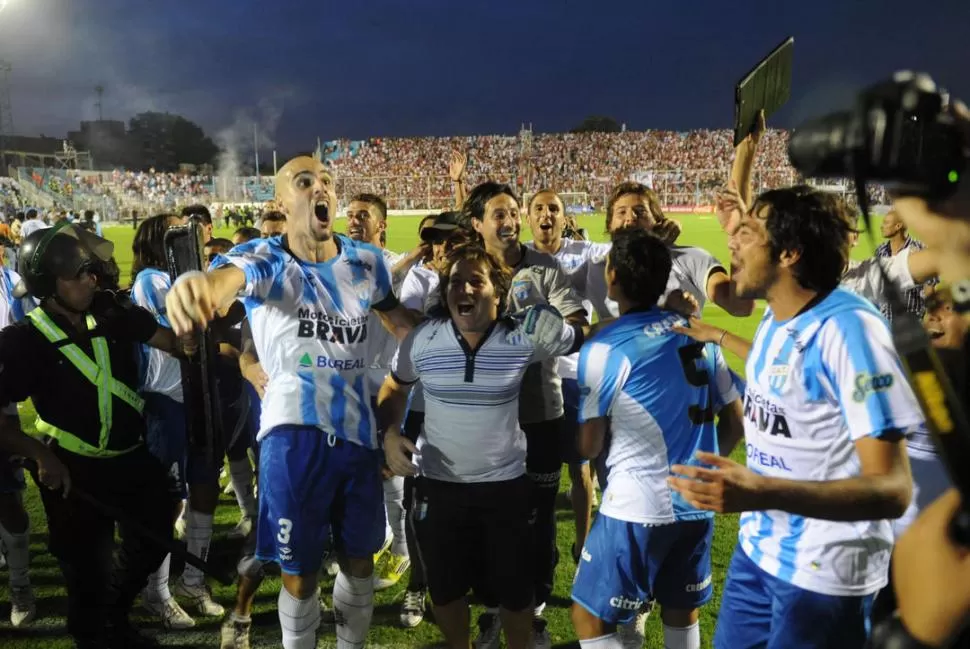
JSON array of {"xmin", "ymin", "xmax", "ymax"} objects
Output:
[{"xmin": 0, "ymin": 0, "xmax": 967, "ymax": 155}]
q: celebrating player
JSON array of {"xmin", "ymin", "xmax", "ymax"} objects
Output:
[
  {"xmin": 571, "ymin": 227, "xmax": 742, "ymax": 649},
  {"xmin": 166, "ymin": 156, "xmax": 419, "ymax": 649},
  {"xmin": 668, "ymin": 186, "xmax": 923, "ymax": 649},
  {"xmin": 381, "ymin": 243, "xmax": 584, "ymax": 649}
]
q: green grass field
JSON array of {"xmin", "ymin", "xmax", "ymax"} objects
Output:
[{"xmin": 0, "ymin": 214, "xmax": 881, "ymax": 648}]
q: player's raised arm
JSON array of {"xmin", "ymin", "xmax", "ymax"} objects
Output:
[
  {"xmin": 165, "ymin": 266, "xmax": 246, "ymax": 335},
  {"xmin": 731, "ymin": 109, "xmax": 765, "ymax": 209}
]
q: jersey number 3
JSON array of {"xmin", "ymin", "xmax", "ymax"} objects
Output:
[{"xmin": 678, "ymin": 343, "xmax": 714, "ymax": 425}]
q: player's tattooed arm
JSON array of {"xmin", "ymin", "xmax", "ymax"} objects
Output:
[
  {"xmin": 377, "ymin": 375, "xmax": 418, "ymax": 477},
  {"xmin": 578, "ymin": 417, "xmax": 608, "ymax": 460}
]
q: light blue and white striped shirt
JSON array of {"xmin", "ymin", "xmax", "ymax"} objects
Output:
[
  {"xmin": 738, "ymin": 288, "xmax": 925, "ymax": 597},
  {"xmin": 211, "ymin": 234, "xmax": 395, "ymax": 448},
  {"xmin": 131, "ymin": 267, "xmax": 184, "ymax": 402}
]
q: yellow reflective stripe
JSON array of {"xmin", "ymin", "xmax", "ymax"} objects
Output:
[
  {"xmin": 26, "ymin": 309, "xmax": 146, "ymax": 455},
  {"xmin": 35, "ymin": 417, "xmax": 141, "ymax": 458}
]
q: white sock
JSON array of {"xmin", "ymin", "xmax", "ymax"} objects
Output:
[
  {"xmin": 333, "ymin": 572, "xmax": 374, "ymax": 649},
  {"xmin": 534, "ymin": 602, "xmax": 546, "ymax": 617},
  {"xmin": 229, "ymin": 458, "xmax": 258, "ymax": 517},
  {"xmin": 278, "ymin": 586, "xmax": 320, "ymax": 649},
  {"xmin": 182, "ymin": 509, "xmax": 214, "ymax": 587},
  {"xmin": 0, "ymin": 525, "xmax": 29, "ymax": 588},
  {"xmin": 664, "ymin": 622, "xmax": 701, "ymax": 649},
  {"xmin": 145, "ymin": 553, "xmax": 173, "ymax": 602},
  {"xmin": 382, "ymin": 476, "xmax": 408, "ymax": 557},
  {"xmin": 580, "ymin": 634, "xmax": 624, "ymax": 648}
]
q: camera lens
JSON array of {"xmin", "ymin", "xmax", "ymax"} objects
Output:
[{"xmin": 788, "ymin": 111, "xmax": 859, "ymax": 179}]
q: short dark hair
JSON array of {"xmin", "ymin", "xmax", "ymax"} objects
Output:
[
  {"xmin": 607, "ymin": 227, "xmax": 672, "ymax": 309},
  {"xmin": 431, "ymin": 243, "xmax": 512, "ymax": 320},
  {"xmin": 181, "ymin": 204, "xmax": 212, "ymax": 225},
  {"xmin": 351, "ymin": 193, "xmax": 387, "ymax": 221},
  {"xmin": 753, "ymin": 185, "xmax": 852, "ymax": 293},
  {"xmin": 605, "ymin": 182, "xmax": 666, "ymax": 233},
  {"xmin": 206, "ymin": 237, "xmax": 234, "ymax": 251},
  {"xmin": 261, "ymin": 210, "xmax": 286, "ymax": 223},
  {"xmin": 234, "ymin": 226, "xmax": 261, "ymax": 242},
  {"xmin": 461, "ymin": 181, "xmax": 519, "ymax": 227},
  {"xmin": 25, "ymin": 209, "xmax": 37, "ymax": 221},
  {"xmin": 527, "ymin": 188, "xmax": 564, "ymax": 213}
]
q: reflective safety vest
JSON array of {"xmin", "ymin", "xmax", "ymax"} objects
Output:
[{"xmin": 26, "ymin": 308, "xmax": 145, "ymax": 458}]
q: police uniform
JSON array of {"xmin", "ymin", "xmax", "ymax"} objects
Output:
[{"xmin": 0, "ymin": 226, "xmax": 178, "ymax": 648}]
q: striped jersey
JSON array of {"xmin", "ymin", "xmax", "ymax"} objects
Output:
[
  {"xmin": 525, "ymin": 238, "xmax": 610, "ymax": 380},
  {"xmin": 0, "ymin": 268, "xmax": 31, "ymax": 330},
  {"xmin": 578, "ymin": 308, "xmax": 740, "ymax": 524},
  {"xmin": 739, "ymin": 288, "xmax": 925, "ymax": 597},
  {"xmin": 841, "ymin": 248, "xmax": 916, "ymax": 314},
  {"xmin": 131, "ymin": 267, "xmax": 183, "ymax": 402},
  {"xmin": 365, "ymin": 248, "xmax": 405, "ymax": 395},
  {"xmin": 391, "ymin": 316, "xmax": 577, "ymax": 483},
  {"xmin": 211, "ymin": 234, "xmax": 396, "ymax": 448},
  {"xmin": 505, "ymin": 245, "xmax": 586, "ymax": 424},
  {"xmin": 585, "ymin": 244, "xmax": 725, "ymax": 321}
]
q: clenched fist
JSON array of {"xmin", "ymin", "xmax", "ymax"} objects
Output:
[{"xmin": 165, "ymin": 271, "xmax": 218, "ymax": 335}]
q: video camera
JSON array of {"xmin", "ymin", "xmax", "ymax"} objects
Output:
[
  {"xmin": 789, "ymin": 71, "xmax": 970, "ymax": 546},
  {"xmin": 788, "ymin": 71, "xmax": 968, "ymax": 202}
]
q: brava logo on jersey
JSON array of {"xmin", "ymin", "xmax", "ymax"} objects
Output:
[{"xmin": 297, "ymin": 308, "xmax": 368, "ymax": 344}]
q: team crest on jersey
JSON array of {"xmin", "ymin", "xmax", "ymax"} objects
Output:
[
  {"xmin": 512, "ymin": 278, "xmax": 534, "ymax": 303},
  {"xmin": 852, "ymin": 372, "xmax": 894, "ymax": 403}
]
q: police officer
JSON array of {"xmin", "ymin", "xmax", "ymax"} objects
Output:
[{"xmin": 0, "ymin": 222, "xmax": 191, "ymax": 648}]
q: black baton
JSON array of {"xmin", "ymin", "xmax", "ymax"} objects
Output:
[{"xmin": 15, "ymin": 457, "xmax": 233, "ymax": 585}]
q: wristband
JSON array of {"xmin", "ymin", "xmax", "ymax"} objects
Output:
[{"xmin": 718, "ymin": 330, "xmax": 728, "ymax": 346}]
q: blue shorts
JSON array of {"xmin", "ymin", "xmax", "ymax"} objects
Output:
[
  {"xmin": 714, "ymin": 545, "xmax": 875, "ymax": 649},
  {"xmin": 143, "ymin": 392, "xmax": 188, "ymax": 496},
  {"xmin": 561, "ymin": 379, "xmax": 587, "ymax": 466},
  {"xmin": 255, "ymin": 425, "xmax": 385, "ymax": 575},
  {"xmin": 571, "ymin": 514, "xmax": 713, "ymax": 623}
]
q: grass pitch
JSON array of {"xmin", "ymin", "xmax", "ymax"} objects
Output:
[{"xmin": 0, "ymin": 214, "xmax": 880, "ymax": 648}]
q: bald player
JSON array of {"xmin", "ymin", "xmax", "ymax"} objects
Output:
[{"xmin": 166, "ymin": 156, "xmax": 420, "ymax": 649}]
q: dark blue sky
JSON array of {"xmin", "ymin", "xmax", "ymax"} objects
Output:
[{"xmin": 0, "ymin": 0, "xmax": 967, "ymax": 155}]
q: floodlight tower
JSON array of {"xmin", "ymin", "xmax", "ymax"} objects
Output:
[{"xmin": 0, "ymin": 61, "xmax": 12, "ymax": 171}]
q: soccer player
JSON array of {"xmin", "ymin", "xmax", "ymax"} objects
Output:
[
  {"xmin": 165, "ymin": 156, "xmax": 419, "ymax": 649},
  {"xmin": 525, "ymin": 190, "xmax": 608, "ymax": 560},
  {"xmin": 571, "ymin": 227, "xmax": 742, "ymax": 649},
  {"xmin": 668, "ymin": 186, "xmax": 923, "ymax": 649},
  {"xmin": 463, "ymin": 181, "xmax": 586, "ymax": 649},
  {"xmin": 380, "ymin": 243, "xmax": 584, "ymax": 649},
  {"xmin": 131, "ymin": 211, "xmax": 225, "ymax": 629},
  {"xmin": 0, "ymin": 260, "xmax": 36, "ymax": 628},
  {"xmin": 345, "ymin": 192, "xmax": 412, "ymax": 591},
  {"xmin": 259, "ymin": 209, "xmax": 286, "ymax": 238}
]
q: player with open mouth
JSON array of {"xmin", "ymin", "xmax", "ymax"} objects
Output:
[{"xmin": 380, "ymin": 243, "xmax": 584, "ymax": 649}]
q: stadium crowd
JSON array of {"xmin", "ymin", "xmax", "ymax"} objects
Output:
[{"xmin": 0, "ymin": 100, "xmax": 964, "ymax": 649}]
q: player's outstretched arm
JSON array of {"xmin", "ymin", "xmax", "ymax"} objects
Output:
[
  {"xmin": 376, "ymin": 303, "xmax": 424, "ymax": 341},
  {"xmin": 166, "ymin": 267, "xmax": 246, "ymax": 335},
  {"xmin": 731, "ymin": 109, "xmax": 765, "ymax": 209},
  {"xmin": 669, "ymin": 436, "xmax": 911, "ymax": 520},
  {"xmin": 673, "ymin": 317, "xmax": 753, "ymax": 361}
]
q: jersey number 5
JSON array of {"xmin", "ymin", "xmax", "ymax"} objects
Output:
[{"xmin": 678, "ymin": 343, "xmax": 714, "ymax": 425}]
